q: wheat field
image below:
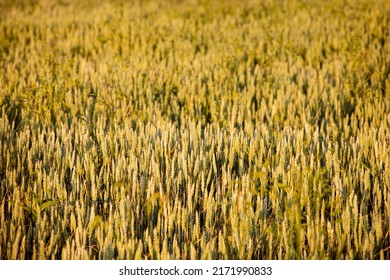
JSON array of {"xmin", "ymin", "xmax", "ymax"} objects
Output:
[{"xmin": 0, "ymin": 0, "xmax": 389, "ymax": 260}]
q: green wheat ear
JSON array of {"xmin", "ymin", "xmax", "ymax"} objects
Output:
[{"xmin": 89, "ymin": 215, "xmax": 102, "ymax": 235}]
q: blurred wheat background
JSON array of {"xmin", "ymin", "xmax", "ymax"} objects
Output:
[{"xmin": 0, "ymin": 0, "xmax": 389, "ymax": 259}]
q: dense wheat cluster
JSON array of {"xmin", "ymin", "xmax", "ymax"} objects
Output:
[{"xmin": 1, "ymin": 0, "xmax": 389, "ymax": 260}]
